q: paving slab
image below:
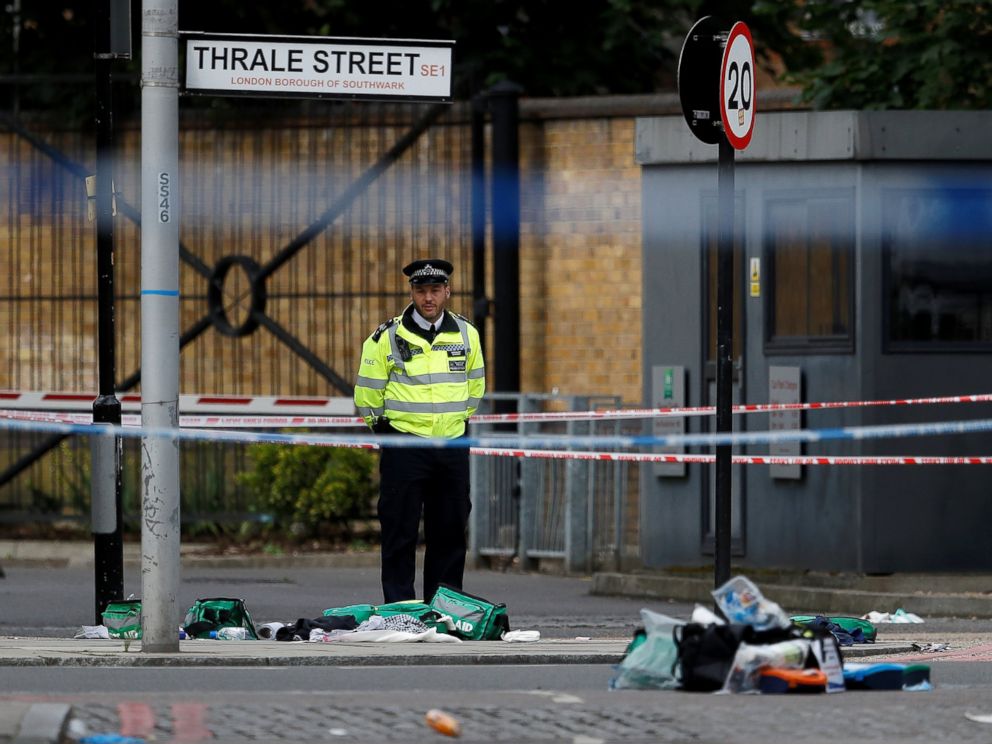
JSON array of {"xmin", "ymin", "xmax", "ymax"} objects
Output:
[
  {"xmin": 0, "ymin": 637, "xmax": 628, "ymax": 667},
  {"xmin": 0, "ymin": 702, "xmax": 71, "ymax": 744},
  {"xmin": 593, "ymin": 571, "xmax": 992, "ymax": 619},
  {"xmin": 0, "ymin": 635, "xmax": 909, "ymax": 668}
]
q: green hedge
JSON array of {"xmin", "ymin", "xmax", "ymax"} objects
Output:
[{"xmin": 237, "ymin": 443, "xmax": 377, "ymax": 536}]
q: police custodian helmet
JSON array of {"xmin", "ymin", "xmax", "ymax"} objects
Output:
[{"xmin": 403, "ymin": 258, "xmax": 453, "ymax": 285}]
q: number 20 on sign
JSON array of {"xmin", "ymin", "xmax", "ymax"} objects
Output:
[{"xmin": 720, "ymin": 21, "xmax": 755, "ymax": 150}]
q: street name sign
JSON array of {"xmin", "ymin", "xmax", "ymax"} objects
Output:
[
  {"xmin": 181, "ymin": 32, "xmax": 454, "ymax": 102},
  {"xmin": 719, "ymin": 21, "xmax": 756, "ymax": 150}
]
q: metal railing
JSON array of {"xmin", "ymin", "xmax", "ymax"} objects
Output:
[{"xmin": 469, "ymin": 393, "xmax": 638, "ymax": 572}]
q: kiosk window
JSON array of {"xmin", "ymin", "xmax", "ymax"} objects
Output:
[
  {"xmin": 766, "ymin": 195, "xmax": 854, "ymax": 352},
  {"xmin": 884, "ymin": 188, "xmax": 992, "ymax": 350}
]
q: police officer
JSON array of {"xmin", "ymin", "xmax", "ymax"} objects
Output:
[{"xmin": 354, "ymin": 259, "xmax": 485, "ymax": 603}]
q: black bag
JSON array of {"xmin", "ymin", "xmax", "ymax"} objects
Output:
[
  {"xmin": 673, "ymin": 622, "xmax": 809, "ymax": 692},
  {"xmin": 673, "ymin": 622, "xmax": 753, "ymax": 691}
]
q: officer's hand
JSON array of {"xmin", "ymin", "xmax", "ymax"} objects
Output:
[{"xmin": 372, "ymin": 418, "xmax": 395, "ymax": 434}]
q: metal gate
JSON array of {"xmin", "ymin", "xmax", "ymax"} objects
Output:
[
  {"xmin": 0, "ymin": 80, "xmax": 476, "ymax": 524},
  {"xmin": 469, "ymin": 393, "xmax": 635, "ymax": 572}
]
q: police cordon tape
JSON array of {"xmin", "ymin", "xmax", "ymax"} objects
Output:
[
  {"xmin": 472, "ymin": 447, "xmax": 992, "ymax": 466},
  {"xmin": 0, "ymin": 409, "xmax": 362, "ymax": 428},
  {"xmin": 2, "ymin": 390, "xmax": 992, "ymax": 427},
  {"xmin": 474, "ymin": 391, "xmax": 992, "ymax": 424},
  {"xmin": 0, "ymin": 390, "xmax": 354, "ymax": 415},
  {"xmin": 2, "ymin": 412, "xmax": 992, "ymax": 465}
]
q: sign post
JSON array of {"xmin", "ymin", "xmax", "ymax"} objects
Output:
[
  {"xmin": 720, "ymin": 22, "xmax": 756, "ymax": 150},
  {"xmin": 140, "ymin": 0, "xmax": 181, "ymax": 653},
  {"xmin": 679, "ymin": 18, "xmax": 756, "ymax": 590},
  {"xmin": 91, "ymin": 0, "xmax": 130, "ymax": 628}
]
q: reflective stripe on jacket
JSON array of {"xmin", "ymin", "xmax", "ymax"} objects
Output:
[{"xmin": 354, "ymin": 309, "xmax": 485, "ymax": 439}]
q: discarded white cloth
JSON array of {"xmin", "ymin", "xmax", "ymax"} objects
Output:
[
  {"xmin": 255, "ymin": 622, "xmax": 287, "ymax": 640},
  {"xmin": 502, "ymin": 629, "xmax": 541, "ymax": 642},
  {"xmin": 309, "ymin": 627, "xmax": 461, "ymax": 643},
  {"xmin": 862, "ymin": 609, "xmax": 924, "ymax": 624},
  {"xmin": 356, "ymin": 614, "xmax": 429, "ymax": 634},
  {"xmin": 912, "ymin": 642, "xmax": 950, "ymax": 653},
  {"xmin": 74, "ymin": 625, "xmax": 111, "ymax": 640}
]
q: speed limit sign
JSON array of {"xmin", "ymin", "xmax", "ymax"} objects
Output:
[{"xmin": 720, "ymin": 21, "xmax": 755, "ymax": 150}]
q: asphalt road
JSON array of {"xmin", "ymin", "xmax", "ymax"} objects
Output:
[
  {"xmin": 3, "ymin": 563, "xmax": 992, "ymax": 742},
  {"xmin": 2, "ymin": 660, "xmax": 990, "ymax": 694},
  {"xmin": 6, "ymin": 672, "xmax": 992, "ymax": 743}
]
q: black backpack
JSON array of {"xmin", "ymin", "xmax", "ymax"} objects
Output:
[
  {"xmin": 673, "ymin": 622, "xmax": 752, "ymax": 691},
  {"xmin": 673, "ymin": 622, "xmax": 815, "ymax": 691}
]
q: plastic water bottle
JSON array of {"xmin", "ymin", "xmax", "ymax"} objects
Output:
[{"xmin": 212, "ymin": 627, "xmax": 248, "ymax": 640}]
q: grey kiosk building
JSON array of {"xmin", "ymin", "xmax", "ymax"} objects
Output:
[{"xmin": 637, "ymin": 110, "xmax": 992, "ymax": 573}]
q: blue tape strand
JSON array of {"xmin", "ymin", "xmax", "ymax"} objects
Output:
[{"xmin": 2, "ymin": 415, "xmax": 992, "ymax": 450}]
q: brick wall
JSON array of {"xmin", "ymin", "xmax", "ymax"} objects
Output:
[
  {"xmin": 519, "ymin": 116, "xmax": 642, "ymax": 404},
  {"xmin": 1, "ymin": 102, "xmax": 652, "ymax": 405},
  {"xmin": 5, "ymin": 90, "xmax": 815, "ymax": 405}
]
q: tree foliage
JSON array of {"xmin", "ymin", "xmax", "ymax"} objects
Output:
[
  {"xmin": 1, "ymin": 1, "xmax": 988, "ymax": 107},
  {"xmin": 4, "ymin": 0, "xmax": 697, "ymax": 97},
  {"xmin": 753, "ymin": 0, "xmax": 992, "ymax": 109}
]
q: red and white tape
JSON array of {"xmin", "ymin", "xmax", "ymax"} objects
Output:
[
  {"xmin": 3, "ymin": 389, "xmax": 992, "ymax": 424},
  {"xmin": 0, "ymin": 410, "xmax": 361, "ymax": 428},
  {"xmin": 3, "ymin": 409, "xmax": 991, "ymax": 465},
  {"xmin": 470, "ymin": 447, "xmax": 992, "ymax": 466},
  {"xmin": 0, "ymin": 391, "xmax": 353, "ymax": 416},
  {"xmin": 473, "ymin": 392, "xmax": 992, "ymax": 423}
]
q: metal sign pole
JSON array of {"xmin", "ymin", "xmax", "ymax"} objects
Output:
[
  {"xmin": 91, "ymin": 0, "xmax": 126, "ymax": 627},
  {"xmin": 714, "ymin": 136, "xmax": 735, "ymax": 588},
  {"xmin": 140, "ymin": 0, "xmax": 181, "ymax": 653},
  {"xmin": 713, "ymin": 19, "xmax": 754, "ymax": 589},
  {"xmin": 679, "ymin": 16, "xmax": 754, "ymax": 591}
]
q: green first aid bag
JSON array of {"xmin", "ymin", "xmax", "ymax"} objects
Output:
[
  {"xmin": 102, "ymin": 599, "xmax": 142, "ymax": 639},
  {"xmin": 376, "ymin": 600, "xmax": 447, "ymax": 631},
  {"xmin": 323, "ymin": 600, "xmax": 446, "ymax": 631},
  {"xmin": 790, "ymin": 615, "xmax": 877, "ymax": 642},
  {"xmin": 429, "ymin": 584, "xmax": 509, "ymax": 640},
  {"xmin": 323, "ymin": 604, "xmax": 377, "ymax": 624},
  {"xmin": 183, "ymin": 597, "xmax": 259, "ymax": 639}
]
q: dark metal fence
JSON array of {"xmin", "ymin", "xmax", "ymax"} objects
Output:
[
  {"xmin": 470, "ymin": 394, "xmax": 640, "ymax": 572},
  {"xmin": 0, "ymin": 79, "xmax": 476, "ymax": 527}
]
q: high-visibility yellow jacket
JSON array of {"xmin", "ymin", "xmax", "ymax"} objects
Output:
[{"xmin": 354, "ymin": 307, "xmax": 485, "ymax": 439}]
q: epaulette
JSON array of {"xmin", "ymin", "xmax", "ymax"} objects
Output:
[
  {"xmin": 450, "ymin": 311, "xmax": 477, "ymax": 328},
  {"xmin": 371, "ymin": 318, "xmax": 397, "ymax": 343}
]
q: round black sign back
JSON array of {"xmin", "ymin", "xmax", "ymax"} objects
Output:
[{"xmin": 678, "ymin": 16, "xmax": 726, "ymax": 145}]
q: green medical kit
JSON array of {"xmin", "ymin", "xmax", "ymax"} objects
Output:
[
  {"xmin": 322, "ymin": 600, "xmax": 445, "ymax": 630},
  {"xmin": 102, "ymin": 599, "xmax": 142, "ymax": 639},
  {"xmin": 183, "ymin": 597, "xmax": 259, "ymax": 639},
  {"xmin": 428, "ymin": 584, "xmax": 509, "ymax": 640}
]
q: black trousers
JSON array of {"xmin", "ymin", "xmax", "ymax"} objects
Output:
[{"xmin": 377, "ymin": 443, "xmax": 471, "ymax": 603}]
